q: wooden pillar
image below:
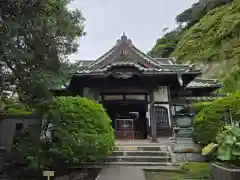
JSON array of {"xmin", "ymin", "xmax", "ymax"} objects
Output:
[
  {"xmin": 150, "ymin": 91, "xmax": 157, "ymax": 142},
  {"xmin": 167, "ymin": 86, "xmax": 173, "ymax": 127}
]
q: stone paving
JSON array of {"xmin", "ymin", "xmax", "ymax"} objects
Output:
[{"xmin": 95, "ymin": 166, "xmax": 146, "ymax": 180}]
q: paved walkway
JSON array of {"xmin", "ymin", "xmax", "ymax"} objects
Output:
[{"xmin": 95, "ymin": 166, "xmax": 146, "ymax": 180}]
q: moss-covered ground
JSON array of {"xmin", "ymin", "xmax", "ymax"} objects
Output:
[{"xmin": 145, "ymin": 163, "xmax": 212, "ymax": 180}]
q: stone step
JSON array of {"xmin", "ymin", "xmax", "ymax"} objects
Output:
[
  {"xmin": 71, "ymin": 163, "xmax": 182, "ymax": 170},
  {"xmin": 107, "ymin": 156, "xmax": 171, "ymax": 163},
  {"xmin": 112, "ymin": 150, "xmax": 170, "ymax": 157},
  {"xmin": 81, "ymin": 164, "xmax": 182, "ymax": 170},
  {"xmin": 103, "ymin": 161, "xmax": 181, "ymax": 166},
  {"xmin": 115, "ymin": 146, "xmax": 168, "ymax": 152}
]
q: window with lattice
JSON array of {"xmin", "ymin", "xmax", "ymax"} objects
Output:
[{"xmin": 155, "ymin": 106, "xmax": 169, "ymax": 127}]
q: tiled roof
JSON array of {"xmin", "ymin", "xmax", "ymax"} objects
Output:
[
  {"xmin": 180, "ymin": 96, "xmax": 220, "ymax": 101},
  {"xmin": 75, "ymin": 58, "xmax": 193, "ymax": 72},
  {"xmin": 76, "ymin": 62, "xmax": 200, "ymax": 75},
  {"xmin": 187, "ymin": 78, "xmax": 220, "ymax": 88},
  {"xmin": 76, "ymin": 58, "xmax": 176, "ymax": 67},
  {"xmin": 68, "ymin": 34, "xmax": 220, "ymax": 90},
  {"xmin": 76, "ymin": 60, "xmax": 93, "ymax": 66},
  {"xmin": 73, "ymin": 34, "xmax": 199, "ymax": 73}
]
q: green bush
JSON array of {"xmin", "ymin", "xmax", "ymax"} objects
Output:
[
  {"xmin": 202, "ymin": 126, "xmax": 240, "ymax": 165},
  {"xmin": 4, "ymin": 107, "xmax": 33, "ymax": 115},
  {"xmin": 14, "ymin": 96, "xmax": 115, "ymax": 169},
  {"xmin": 3, "ymin": 101, "xmax": 34, "ymax": 115},
  {"xmin": 190, "ymin": 101, "xmax": 212, "ymax": 112},
  {"xmin": 193, "ymin": 92, "xmax": 240, "ymax": 145}
]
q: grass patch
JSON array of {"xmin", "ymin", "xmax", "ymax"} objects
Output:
[{"xmin": 145, "ymin": 163, "xmax": 212, "ymax": 180}]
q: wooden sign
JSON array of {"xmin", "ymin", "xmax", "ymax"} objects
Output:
[{"xmin": 43, "ymin": 171, "xmax": 54, "ymax": 180}]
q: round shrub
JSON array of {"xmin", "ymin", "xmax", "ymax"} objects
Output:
[
  {"xmin": 193, "ymin": 92, "xmax": 240, "ymax": 145},
  {"xmin": 48, "ymin": 96, "xmax": 115, "ymax": 163},
  {"xmin": 15, "ymin": 96, "xmax": 115, "ymax": 169}
]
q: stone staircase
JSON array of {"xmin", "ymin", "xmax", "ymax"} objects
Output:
[{"xmin": 104, "ymin": 143, "xmax": 181, "ymax": 168}]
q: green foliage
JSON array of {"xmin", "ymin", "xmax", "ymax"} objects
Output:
[
  {"xmin": 190, "ymin": 101, "xmax": 212, "ymax": 112},
  {"xmin": 145, "ymin": 163, "xmax": 211, "ymax": 180},
  {"xmin": 172, "ymin": 1, "xmax": 240, "ymax": 64},
  {"xmin": 148, "ymin": 28, "xmax": 185, "ymax": 58},
  {"xmin": 193, "ymin": 91, "xmax": 240, "ymax": 144},
  {"xmin": 0, "ymin": 0, "xmax": 85, "ymax": 105},
  {"xmin": 182, "ymin": 162, "xmax": 211, "ymax": 174},
  {"xmin": 150, "ymin": 1, "xmax": 239, "ymax": 93},
  {"xmin": 4, "ymin": 107, "xmax": 33, "ymax": 116},
  {"xmin": 14, "ymin": 97, "xmax": 115, "ymax": 170},
  {"xmin": 176, "ymin": 0, "xmax": 233, "ymax": 26},
  {"xmin": 220, "ymin": 67, "xmax": 240, "ymax": 93},
  {"xmin": 2, "ymin": 100, "xmax": 33, "ymax": 115},
  {"xmin": 202, "ymin": 126, "xmax": 240, "ymax": 162},
  {"xmin": 202, "ymin": 142, "xmax": 218, "ymax": 155},
  {"xmin": 149, "ymin": 0, "xmax": 233, "ymax": 61},
  {"xmin": 215, "ymin": 126, "xmax": 240, "ymax": 161}
]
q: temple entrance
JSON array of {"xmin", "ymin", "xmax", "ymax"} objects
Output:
[
  {"xmin": 115, "ymin": 118, "xmax": 134, "ymax": 139},
  {"xmin": 103, "ymin": 100, "xmax": 148, "ymax": 140}
]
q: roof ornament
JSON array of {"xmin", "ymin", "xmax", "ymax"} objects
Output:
[
  {"xmin": 116, "ymin": 32, "xmax": 132, "ymax": 46},
  {"xmin": 121, "ymin": 32, "xmax": 128, "ymax": 43}
]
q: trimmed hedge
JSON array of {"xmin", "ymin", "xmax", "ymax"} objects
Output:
[{"xmin": 193, "ymin": 92, "xmax": 240, "ymax": 145}]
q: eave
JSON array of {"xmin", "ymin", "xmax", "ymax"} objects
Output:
[{"xmin": 186, "ymin": 78, "xmax": 221, "ymax": 89}]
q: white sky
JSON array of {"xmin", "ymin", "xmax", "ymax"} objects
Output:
[{"xmin": 68, "ymin": 0, "xmax": 197, "ymax": 61}]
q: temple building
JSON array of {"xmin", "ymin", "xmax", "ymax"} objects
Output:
[{"xmin": 54, "ymin": 34, "xmax": 221, "ymax": 142}]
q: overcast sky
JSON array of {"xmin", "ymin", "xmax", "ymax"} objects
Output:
[{"xmin": 68, "ymin": 0, "xmax": 197, "ymax": 61}]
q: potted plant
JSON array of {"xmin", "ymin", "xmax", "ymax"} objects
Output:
[{"xmin": 202, "ymin": 126, "xmax": 240, "ymax": 180}]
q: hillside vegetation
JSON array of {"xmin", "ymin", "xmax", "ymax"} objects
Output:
[
  {"xmin": 150, "ymin": 0, "xmax": 239, "ymax": 92},
  {"xmin": 172, "ymin": 1, "xmax": 240, "ymax": 70}
]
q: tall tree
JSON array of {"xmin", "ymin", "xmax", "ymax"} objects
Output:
[
  {"xmin": 176, "ymin": 0, "xmax": 233, "ymax": 26},
  {"xmin": 0, "ymin": 0, "xmax": 85, "ymax": 107}
]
